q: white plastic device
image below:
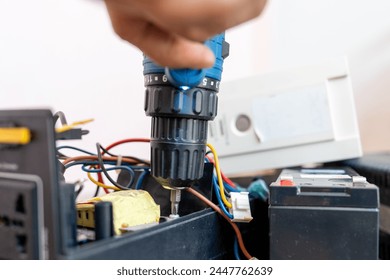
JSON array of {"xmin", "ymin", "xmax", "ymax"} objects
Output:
[{"xmin": 209, "ymin": 58, "xmax": 362, "ymax": 175}]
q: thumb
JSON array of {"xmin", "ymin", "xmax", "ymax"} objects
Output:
[
  {"xmin": 144, "ymin": 33, "xmax": 216, "ymax": 69},
  {"xmin": 116, "ymin": 20, "xmax": 215, "ymax": 68}
]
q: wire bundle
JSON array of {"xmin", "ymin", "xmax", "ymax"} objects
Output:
[
  {"xmin": 59, "ymin": 139, "xmax": 255, "ymax": 260},
  {"xmin": 205, "ymin": 144, "xmax": 240, "ymax": 218},
  {"xmin": 59, "ymin": 138, "xmax": 151, "ymax": 195},
  {"xmin": 203, "ymin": 143, "xmax": 255, "ymax": 260}
]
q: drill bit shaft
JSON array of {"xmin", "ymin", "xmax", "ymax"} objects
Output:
[{"xmin": 169, "ymin": 189, "xmax": 181, "ymax": 219}]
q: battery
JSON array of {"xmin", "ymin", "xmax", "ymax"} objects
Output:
[
  {"xmin": 269, "ymin": 168, "xmax": 379, "ymax": 260},
  {"xmin": 342, "ymin": 152, "xmax": 390, "ymax": 259}
]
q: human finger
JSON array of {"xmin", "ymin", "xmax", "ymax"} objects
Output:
[{"xmin": 107, "ymin": 10, "xmax": 215, "ymax": 68}]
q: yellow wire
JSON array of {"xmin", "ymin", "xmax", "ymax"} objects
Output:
[
  {"xmin": 87, "ymin": 172, "xmax": 121, "ymax": 191},
  {"xmin": 56, "ymin": 118, "xmax": 94, "ymax": 133},
  {"xmin": 206, "ymin": 143, "xmax": 232, "ymax": 209}
]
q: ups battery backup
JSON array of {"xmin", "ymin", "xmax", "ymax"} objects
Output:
[{"xmin": 269, "ymin": 168, "xmax": 379, "ymax": 259}]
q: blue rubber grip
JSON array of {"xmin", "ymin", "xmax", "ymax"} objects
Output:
[{"xmin": 143, "ymin": 33, "xmax": 226, "ymax": 88}]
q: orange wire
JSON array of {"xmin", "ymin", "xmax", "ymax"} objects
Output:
[
  {"xmin": 62, "ymin": 155, "xmax": 139, "ymax": 166},
  {"xmin": 187, "ymin": 187, "xmax": 253, "ymax": 260}
]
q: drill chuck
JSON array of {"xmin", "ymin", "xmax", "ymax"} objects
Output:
[{"xmin": 143, "ymin": 34, "xmax": 229, "ymax": 189}]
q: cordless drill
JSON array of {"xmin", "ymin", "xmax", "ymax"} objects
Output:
[{"xmin": 143, "ymin": 34, "xmax": 229, "ymax": 217}]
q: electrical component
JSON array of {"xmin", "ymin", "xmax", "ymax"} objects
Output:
[
  {"xmin": 244, "ymin": 178, "xmax": 269, "ymax": 202},
  {"xmin": 94, "ymin": 201, "xmax": 114, "ymax": 240},
  {"xmin": 77, "ymin": 190, "xmax": 160, "ymax": 235},
  {"xmin": 342, "ymin": 153, "xmax": 390, "ymax": 260},
  {"xmin": 56, "ymin": 128, "xmax": 88, "ymax": 140},
  {"xmin": 269, "ymin": 167, "xmax": 379, "ymax": 260},
  {"xmin": 229, "ymin": 192, "xmax": 253, "ymax": 223},
  {"xmin": 76, "ymin": 204, "xmax": 95, "ymax": 228},
  {"xmin": 0, "ymin": 110, "xmax": 62, "ymax": 259},
  {"xmin": 0, "ymin": 173, "xmax": 44, "ymax": 259},
  {"xmin": 54, "ymin": 113, "xmax": 92, "ymax": 140},
  {"xmin": 1, "ymin": 109, "xmax": 268, "ymax": 260},
  {"xmin": 279, "ymin": 175, "xmax": 294, "ymax": 186},
  {"xmin": 55, "ymin": 118, "xmax": 94, "ymax": 134},
  {"xmin": 0, "ymin": 127, "xmax": 31, "ymax": 145}
]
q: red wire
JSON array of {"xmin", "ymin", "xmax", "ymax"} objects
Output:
[
  {"xmin": 205, "ymin": 155, "xmax": 236, "ymax": 188},
  {"xmin": 97, "ymin": 172, "xmax": 109, "ymax": 194},
  {"xmin": 104, "ymin": 138, "xmax": 150, "ymax": 152}
]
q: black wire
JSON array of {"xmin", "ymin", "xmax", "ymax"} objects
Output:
[
  {"xmin": 58, "ymin": 145, "xmax": 96, "ymax": 156},
  {"xmin": 94, "ymin": 186, "xmax": 100, "ymax": 197},
  {"xmin": 96, "ymin": 142, "xmax": 132, "ymax": 190},
  {"xmin": 224, "ymin": 188, "xmax": 231, "ymax": 198},
  {"xmin": 75, "ymin": 184, "xmax": 84, "ymax": 199},
  {"xmin": 53, "ymin": 111, "xmax": 68, "ymax": 126},
  {"xmin": 56, "ymin": 146, "xmax": 95, "ymax": 161},
  {"xmin": 98, "ymin": 144, "xmax": 150, "ymax": 166}
]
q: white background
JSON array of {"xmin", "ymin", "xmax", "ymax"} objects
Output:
[
  {"xmin": 0, "ymin": 259, "xmax": 387, "ymax": 279},
  {"xmin": 1, "ymin": 0, "xmax": 389, "ymax": 189}
]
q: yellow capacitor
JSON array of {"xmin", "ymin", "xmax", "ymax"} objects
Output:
[
  {"xmin": 0, "ymin": 127, "xmax": 31, "ymax": 144},
  {"xmin": 77, "ymin": 190, "xmax": 160, "ymax": 235}
]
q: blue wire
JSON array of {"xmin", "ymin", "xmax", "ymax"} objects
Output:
[
  {"xmin": 135, "ymin": 170, "xmax": 149, "ymax": 190},
  {"xmin": 129, "ymin": 166, "xmax": 150, "ymax": 171},
  {"xmin": 81, "ymin": 164, "xmax": 133, "ymax": 174},
  {"xmin": 64, "ymin": 160, "xmax": 149, "ymax": 171},
  {"xmin": 234, "ymin": 237, "xmax": 241, "ymax": 260},
  {"xmin": 81, "ymin": 164, "xmax": 136, "ymax": 187},
  {"xmin": 212, "ymin": 176, "xmax": 234, "ymax": 219},
  {"xmin": 65, "ymin": 160, "xmax": 152, "ymax": 189},
  {"xmin": 64, "ymin": 160, "xmax": 110, "ymax": 169},
  {"xmin": 57, "ymin": 145, "xmax": 96, "ymax": 155}
]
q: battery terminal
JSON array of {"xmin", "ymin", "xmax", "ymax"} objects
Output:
[{"xmin": 280, "ymin": 175, "xmax": 294, "ymax": 186}]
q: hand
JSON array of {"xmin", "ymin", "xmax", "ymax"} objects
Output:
[{"xmin": 104, "ymin": 0, "xmax": 267, "ymax": 68}]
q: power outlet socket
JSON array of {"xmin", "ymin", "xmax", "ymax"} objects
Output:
[{"xmin": 0, "ymin": 173, "xmax": 44, "ymax": 259}]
